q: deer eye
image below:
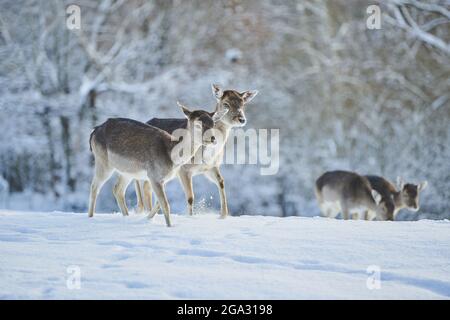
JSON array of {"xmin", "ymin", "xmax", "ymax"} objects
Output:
[{"xmin": 223, "ymin": 103, "xmax": 230, "ymax": 109}]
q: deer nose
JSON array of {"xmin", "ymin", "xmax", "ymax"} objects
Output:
[
  {"xmin": 238, "ymin": 117, "xmax": 246, "ymax": 124},
  {"xmin": 211, "ymin": 136, "xmax": 216, "ymax": 143}
]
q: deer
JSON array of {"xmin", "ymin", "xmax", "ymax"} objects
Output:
[
  {"xmin": 315, "ymin": 170, "xmax": 388, "ymax": 220},
  {"xmin": 133, "ymin": 84, "xmax": 258, "ymax": 218},
  {"xmin": 87, "ymin": 102, "xmax": 228, "ymax": 227},
  {"xmin": 364, "ymin": 175, "xmax": 428, "ymax": 221}
]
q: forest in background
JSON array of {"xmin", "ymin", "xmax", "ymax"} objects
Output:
[{"xmin": 0, "ymin": 0, "xmax": 449, "ymax": 219}]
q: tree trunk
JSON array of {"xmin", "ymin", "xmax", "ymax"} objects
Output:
[
  {"xmin": 41, "ymin": 106, "xmax": 59, "ymax": 197},
  {"xmin": 60, "ymin": 115, "xmax": 75, "ymax": 191}
]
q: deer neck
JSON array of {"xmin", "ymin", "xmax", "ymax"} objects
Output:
[
  {"xmin": 213, "ymin": 103, "xmax": 233, "ymax": 139},
  {"xmin": 215, "ymin": 120, "xmax": 232, "ymax": 143},
  {"xmin": 392, "ymin": 192, "xmax": 404, "ymax": 210},
  {"xmin": 169, "ymin": 130, "xmax": 204, "ymax": 167}
]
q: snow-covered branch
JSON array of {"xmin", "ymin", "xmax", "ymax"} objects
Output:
[{"xmin": 385, "ymin": 1, "xmax": 450, "ymax": 54}]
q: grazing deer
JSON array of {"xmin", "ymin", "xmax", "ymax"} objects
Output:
[
  {"xmin": 88, "ymin": 102, "xmax": 228, "ymax": 227},
  {"xmin": 134, "ymin": 84, "xmax": 258, "ymax": 218},
  {"xmin": 315, "ymin": 170, "xmax": 387, "ymax": 220},
  {"xmin": 365, "ymin": 175, "xmax": 428, "ymax": 221}
]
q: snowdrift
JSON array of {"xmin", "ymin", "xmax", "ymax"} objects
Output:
[{"xmin": 0, "ymin": 210, "xmax": 449, "ymax": 299}]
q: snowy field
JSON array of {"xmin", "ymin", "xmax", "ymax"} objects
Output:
[{"xmin": 0, "ymin": 210, "xmax": 449, "ymax": 300}]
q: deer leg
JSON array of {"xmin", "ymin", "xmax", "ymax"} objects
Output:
[
  {"xmin": 151, "ymin": 181, "xmax": 171, "ymax": 227},
  {"xmin": 205, "ymin": 167, "xmax": 229, "ymax": 218},
  {"xmin": 178, "ymin": 170, "xmax": 194, "ymax": 216},
  {"xmin": 135, "ymin": 180, "xmax": 145, "ymax": 213},
  {"xmin": 147, "ymin": 201, "xmax": 161, "ymax": 220},
  {"xmin": 341, "ymin": 203, "xmax": 350, "ymax": 220},
  {"xmin": 143, "ymin": 180, "xmax": 153, "ymax": 212},
  {"xmin": 365, "ymin": 210, "xmax": 376, "ymax": 221},
  {"xmin": 324, "ymin": 202, "xmax": 339, "ymax": 219},
  {"xmin": 320, "ymin": 204, "xmax": 331, "ymax": 218},
  {"xmin": 88, "ymin": 163, "xmax": 113, "ymax": 218},
  {"xmin": 113, "ymin": 175, "xmax": 132, "ymax": 216},
  {"xmin": 318, "ymin": 203, "xmax": 326, "ymax": 217},
  {"xmin": 386, "ymin": 210, "xmax": 394, "ymax": 221}
]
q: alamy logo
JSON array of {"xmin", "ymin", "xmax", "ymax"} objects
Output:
[
  {"xmin": 66, "ymin": 265, "xmax": 81, "ymax": 290},
  {"xmin": 66, "ymin": 5, "xmax": 81, "ymax": 30},
  {"xmin": 366, "ymin": 265, "xmax": 381, "ymax": 290},
  {"xmin": 366, "ymin": 5, "xmax": 381, "ymax": 30},
  {"xmin": 170, "ymin": 125, "xmax": 279, "ymax": 176}
]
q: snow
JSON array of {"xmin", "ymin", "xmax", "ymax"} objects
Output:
[{"xmin": 0, "ymin": 210, "xmax": 449, "ymax": 299}]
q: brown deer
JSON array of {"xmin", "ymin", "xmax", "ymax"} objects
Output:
[
  {"xmin": 88, "ymin": 102, "xmax": 228, "ymax": 227},
  {"xmin": 315, "ymin": 170, "xmax": 387, "ymax": 220},
  {"xmin": 365, "ymin": 175, "xmax": 428, "ymax": 221},
  {"xmin": 134, "ymin": 84, "xmax": 258, "ymax": 218}
]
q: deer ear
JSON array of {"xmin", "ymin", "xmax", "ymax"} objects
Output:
[
  {"xmin": 372, "ymin": 190, "xmax": 382, "ymax": 205},
  {"xmin": 241, "ymin": 90, "xmax": 258, "ymax": 104},
  {"xmin": 177, "ymin": 101, "xmax": 191, "ymax": 119},
  {"xmin": 211, "ymin": 84, "xmax": 223, "ymax": 101},
  {"xmin": 418, "ymin": 181, "xmax": 428, "ymax": 191},
  {"xmin": 212, "ymin": 108, "xmax": 228, "ymax": 123},
  {"xmin": 396, "ymin": 176, "xmax": 404, "ymax": 190}
]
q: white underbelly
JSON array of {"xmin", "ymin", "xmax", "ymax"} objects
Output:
[
  {"xmin": 115, "ymin": 169, "xmax": 148, "ymax": 180},
  {"xmin": 115, "ymin": 166, "xmax": 180, "ymax": 183},
  {"xmin": 321, "ymin": 200, "xmax": 341, "ymax": 218},
  {"xmin": 321, "ymin": 201, "xmax": 371, "ymax": 220}
]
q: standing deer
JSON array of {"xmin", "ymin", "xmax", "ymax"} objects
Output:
[
  {"xmin": 134, "ymin": 84, "xmax": 258, "ymax": 218},
  {"xmin": 365, "ymin": 175, "xmax": 428, "ymax": 221},
  {"xmin": 315, "ymin": 170, "xmax": 388, "ymax": 220},
  {"xmin": 88, "ymin": 102, "xmax": 228, "ymax": 227}
]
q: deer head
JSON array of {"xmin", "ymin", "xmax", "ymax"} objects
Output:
[
  {"xmin": 211, "ymin": 84, "xmax": 258, "ymax": 127},
  {"xmin": 396, "ymin": 177, "xmax": 428, "ymax": 211},
  {"xmin": 178, "ymin": 101, "xmax": 228, "ymax": 146}
]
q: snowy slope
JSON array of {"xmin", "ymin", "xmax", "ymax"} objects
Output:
[{"xmin": 0, "ymin": 210, "xmax": 449, "ymax": 299}]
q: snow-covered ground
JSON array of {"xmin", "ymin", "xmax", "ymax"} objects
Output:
[{"xmin": 0, "ymin": 210, "xmax": 449, "ymax": 299}]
